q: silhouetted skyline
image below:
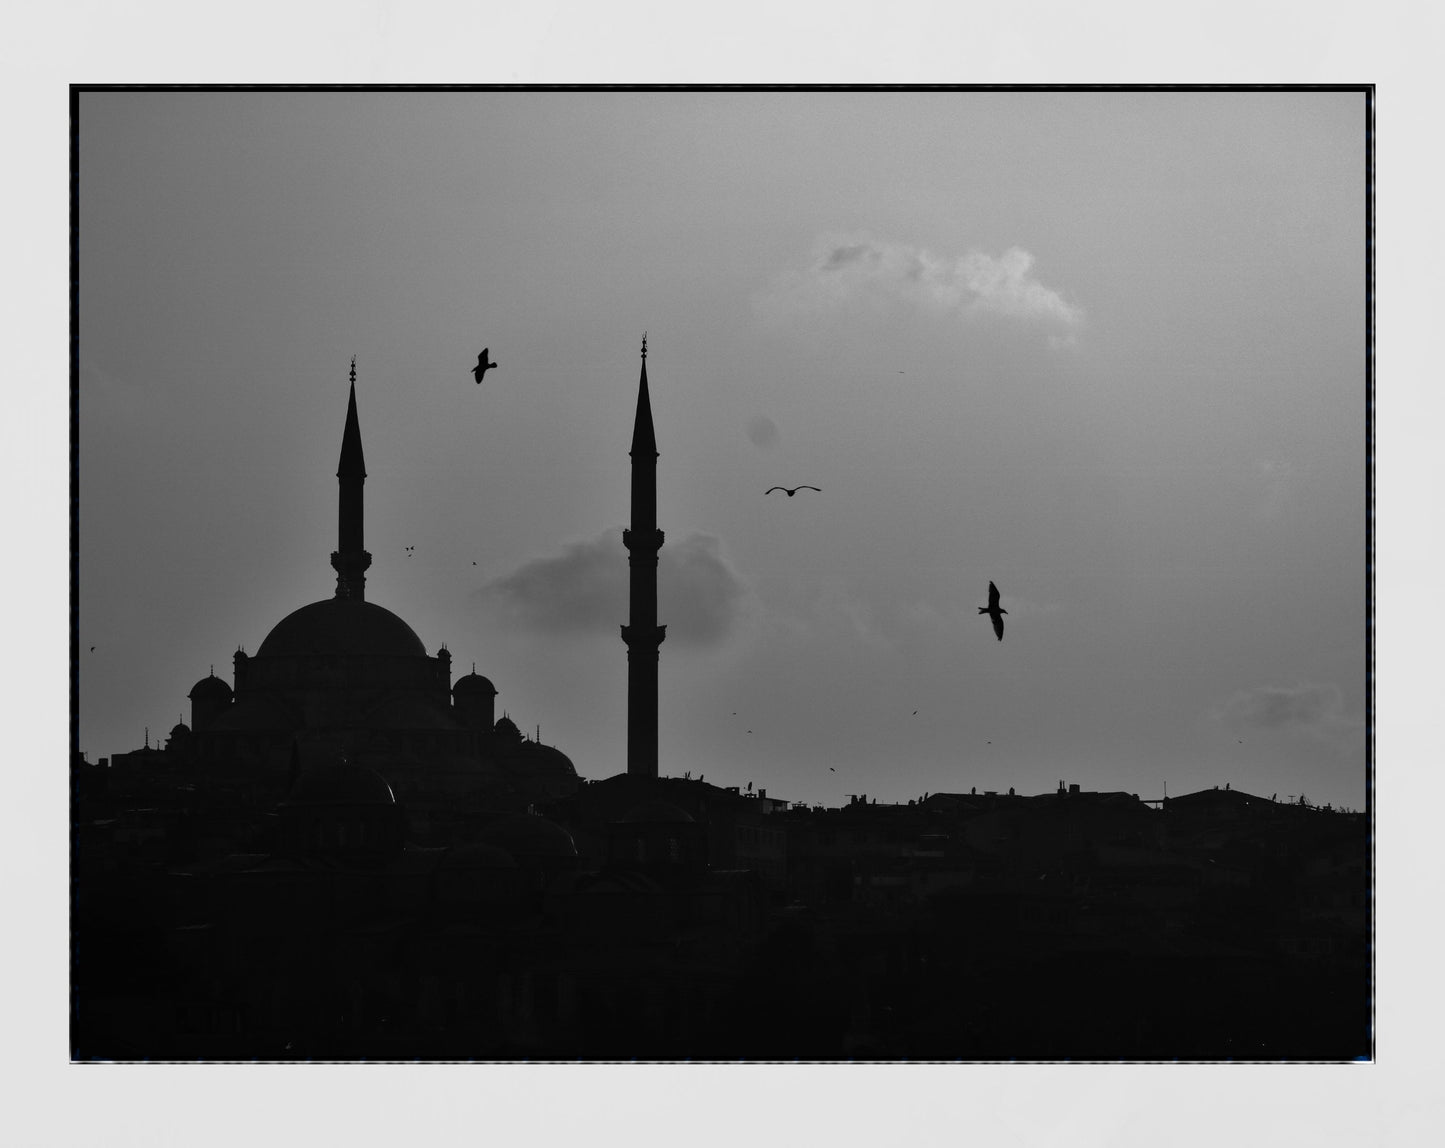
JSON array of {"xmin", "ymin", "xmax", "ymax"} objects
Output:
[{"xmin": 78, "ymin": 90, "xmax": 1366, "ymax": 814}]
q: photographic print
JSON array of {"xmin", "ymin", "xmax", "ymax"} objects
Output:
[{"xmin": 72, "ymin": 86, "xmax": 1371, "ymax": 1062}]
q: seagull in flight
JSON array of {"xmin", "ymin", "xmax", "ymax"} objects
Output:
[
  {"xmin": 472, "ymin": 348, "xmax": 497, "ymax": 384},
  {"xmin": 979, "ymin": 581, "xmax": 1007, "ymax": 641},
  {"xmin": 765, "ymin": 485, "xmax": 821, "ymax": 497}
]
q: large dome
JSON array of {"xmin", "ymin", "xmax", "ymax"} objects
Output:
[
  {"xmin": 477, "ymin": 812, "xmax": 578, "ymax": 859},
  {"xmin": 284, "ymin": 762, "xmax": 397, "ymax": 806},
  {"xmin": 257, "ymin": 597, "xmax": 427, "ymax": 658}
]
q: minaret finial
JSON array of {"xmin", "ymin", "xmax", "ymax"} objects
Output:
[
  {"xmin": 350, "ymin": 356, "xmax": 356, "ymax": 386},
  {"xmin": 641, "ymin": 332, "xmax": 647, "ymax": 360}
]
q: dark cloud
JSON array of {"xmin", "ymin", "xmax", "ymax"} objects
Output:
[
  {"xmin": 660, "ymin": 533, "xmax": 748, "ymax": 643},
  {"xmin": 822, "ymin": 242, "xmax": 875, "ymax": 270},
  {"xmin": 478, "ymin": 528, "xmax": 746, "ymax": 646},
  {"xmin": 1216, "ymin": 683, "xmax": 1361, "ymax": 745},
  {"xmin": 745, "ymin": 415, "xmax": 780, "ymax": 449}
]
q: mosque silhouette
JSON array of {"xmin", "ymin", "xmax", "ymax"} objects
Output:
[{"xmin": 108, "ymin": 356, "xmax": 579, "ymax": 842}]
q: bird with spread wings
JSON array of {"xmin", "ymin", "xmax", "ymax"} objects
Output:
[
  {"xmin": 979, "ymin": 581, "xmax": 1007, "ymax": 641},
  {"xmin": 764, "ymin": 485, "xmax": 820, "ymax": 497},
  {"xmin": 471, "ymin": 349, "xmax": 497, "ymax": 383}
]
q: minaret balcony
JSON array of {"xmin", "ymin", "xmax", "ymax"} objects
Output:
[
  {"xmin": 622, "ymin": 528, "xmax": 664, "ymax": 552},
  {"xmin": 620, "ymin": 624, "xmax": 667, "ymax": 648}
]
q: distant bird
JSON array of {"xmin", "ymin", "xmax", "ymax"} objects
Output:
[
  {"xmin": 89, "ymin": 646, "xmax": 95, "ymax": 652},
  {"xmin": 979, "ymin": 581, "xmax": 1007, "ymax": 641},
  {"xmin": 765, "ymin": 485, "xmax": 820, "ymax": 497},
  {"xmin": 472, "ymin": 561, "xmax": 478, "ymax": 566},
  {"xmin": 472, "ymin": 349, "xmax": 497, "ymax": 383},
  {"xmin": 828, "ymin": 767, "xmax": 836, "ymax": 772}
]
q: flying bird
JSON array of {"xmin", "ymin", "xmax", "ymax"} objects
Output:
[
  {"xmin": 89, "ymin": 646, "xmax": 96, "ymax": 652},
  {"xmin": 472, "ymin": 348, "xmax": 497, "ymax": 383},
  {"xmin": 979, "ymin": 581, "xmax": 1007, "ymax": 641},
  {"xmin": 765, "ymin": 485, "xmax": 821, "ymax": 497}
]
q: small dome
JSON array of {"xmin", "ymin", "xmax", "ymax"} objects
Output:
[
  {"xmin": 617, "ymin": 800, "xmax": 694, "ymax": 824},
  {"xmin": 188, "ymin": 674, "xmax": 233, "ymax": 700},
  {"xmin": 453, "ymin": 672, "xmax": 497, "ymax": 697},
  {"xmin": 257, "ymin": 597, "xmax": 426, "ymax": 658},
  {"xmin": 284, "ymin": 763, "xmax": 396, "ymax": 806},
  {"xmin": 169, "ymin": 722, "xmax": 191, "ymax": 737},
  {"xmin": 494, "ymin": 715, "xmax": 522, "ymax": 741},
  {"xmin": 477, "ymin": 812, "xmax": 577, "ymax": 858},
  {"xmin": 505, "ymin": 741, "xmax": 578, "ymax": 778}
]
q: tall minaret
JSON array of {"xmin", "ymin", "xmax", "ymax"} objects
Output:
[
  {"xmin": 330, "ymin": 357, "xmax": 372, "ymax": 601},
  {"xmin": 621, "ymin": 335, "xmax": 666, "ymax": 779}
]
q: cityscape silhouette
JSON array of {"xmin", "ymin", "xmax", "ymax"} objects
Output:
[{"xmin": 72, "ymin": 343, "xmax": 1368, "ymax": 1062}]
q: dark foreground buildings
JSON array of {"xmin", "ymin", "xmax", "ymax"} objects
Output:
[{"xmin": 73, "ymin": 351, "xmax": 1369, "ymax": 1061}]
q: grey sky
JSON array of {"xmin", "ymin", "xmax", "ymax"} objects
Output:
[{"xmin": 78, "ymin": 90, "xmax": 1366, "ymax": 808}]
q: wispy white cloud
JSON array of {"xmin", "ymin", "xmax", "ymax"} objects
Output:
[
  {"xmin": 757, "ymin": 233, "xmax": 1085, "ymax": 335},
  {"xmin": 476, "ymin": 528, "xmax": 747, "ymax": 646}
]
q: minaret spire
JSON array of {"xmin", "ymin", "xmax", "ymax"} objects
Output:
[
  {"xmin": 331, "ymin": 358, "xmax": 372, "ymax": 600},
  {"xmin": 622, "ymin": 335, "xmax": 665, "ymax": 780}
]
